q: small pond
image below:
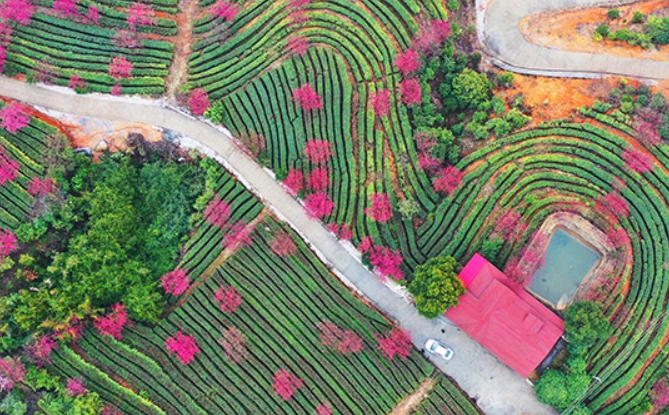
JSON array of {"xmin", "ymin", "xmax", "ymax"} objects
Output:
[{"xmin": 529, "ymin": 228, "xmax": 601, "ymax": 307}]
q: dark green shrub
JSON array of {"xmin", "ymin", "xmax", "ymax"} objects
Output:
[
  {"xmin": 632, "ymin": 11, "xmax": 644, "ymax": 24},
  {"xmin": 607, "ymin": 8, "xmax": 620, "ymax": 20}
]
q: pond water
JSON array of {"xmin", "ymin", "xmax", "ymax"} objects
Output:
[{"xmin": 529, "ymin": 228, "xmax": 601, "ymax": 307}]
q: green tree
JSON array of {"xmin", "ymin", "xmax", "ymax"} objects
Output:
[
  {"xmin": 535, "ymin": 369, "xmax": 569, "ymax": 410},
  {"xmin": 451, "ymin": 68, "xmax": 492, "ymax": 109},
  {"xmin": 565, "ymin": 301, "xmax": 611, "ymax": 353},
  {"xmin": 408, "ymin": 255, "xmax": 465, "ymax": 318}
]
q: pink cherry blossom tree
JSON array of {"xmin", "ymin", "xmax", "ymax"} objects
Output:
[
  {"xmin": 292, "ymin": 84, "xmax": 322, "ymax": 111},
  {"xmin": 0, "ymin": 147, "xmax": 19, "ymax": 186},
  {"xmin": 86, "ymin": 4, "xmax": 99, "ymax": 25},
  {"xmin": 0, "ymin": 0, "xmax": 35, "ymax": 25},
  {"xmin": 219, "ymin": 327, "xmax": 248, "ymax": 363},
  {"xmin": 0, "ymin": 102, "xmax": 29, "ymax": 133},
  {"xmin": 54, "ymin": 0, "xmax": 79, "ymax": 17},
  {"xmin": 413, "ymin": 20, "xmax": 452, "ymax": 55},
  {"xmin": 308, "ymin": 167, "xmax": 329, "ymax": 192},
  {"xmin": 188, "ymin": 88, "xmax": 210, "ymax": 116},
  {"xmin": 94, "ymin": 303, "xmax": 131, "ymax": 340},
  {"xmin": 286, "ymin": 36, "xmax": 310, "ymax": 56},
  {"xmin": 204, "ymin": 195, "xmax": 231, "ymax": 229},
  {"xmin": 304, "ymin": 192, "xmax": 334, "ymax": 219},
  {"xmin": 622, "ymin": 147, "xmax": 654, "ymax": 173},
  {"xmin": 596, "ymin": 193, "xmax": 629, "ymax": 218},
  {"xmin": 283, "ymin": 168, "xmax": 305, "ymax": 196},
  {"xmin": 368, "ymin": 245, "xmax": 404, "ymax": 281},
  {"xmin": 433, "ymin": 166, "xmax": 464, "ymax": 195},
  {"xmin": 371, "ymin": 89, "xmax": 390, "ymax": 117},
  {"xmin": 316, "ymin": 320, "xmax": 363, "ymax": 354},
  {"xmin": 399, "ymin": 78, "xmax": 421, "ymax": 105},
  {"xmin": 161, "ymin": 269, "xmax": 190, "ymax": 296},
  {"xmin": 222, "ymin": 221, "xmax": 252, "ymax": 251},
  {"xmin": 214, "ymin": 285, "xmax": 243, "ymax": 313},
  {"xmin": 210, "ymin": 0, "xmax": 238, "ymax": 21},
  {"xmin": 272, "ymin": 369, "xmax": 303, "ymax": 401},
  {"xmin": 109, "ymin": 56, "xmax": 133, "ymax": 79},
  {"xmin": 651, "ymin": 377, "xmax": 669, "ymax": 410},
  {"xmin": 358, "ymin": 236, "xmax": 374, "ymax": 253},
  {"xmin": 166, "ymin": 331, "xmax": 200, "ymax": 365},
  {"xmin": 394, "ymin": 49, "xmax": 422, "ymax": 76},
  {"xmin": 127, "ymin": 3, "xmax": 156, "ymax": 31},
  {"xmin": 68, "ymin": 75, "xmax": 85, "ymax": 90},
  {"xmin": 365, "ymin": 193, "xmax": 393, "ymax": 223},
  {"xmin": 66, "ymin": 378, "xmax": 86, "ymax": 397},
  {"xmin": 0, "ymin": 23, "xmax": 12, "ymax": 45},
  {"xmin": 269, "ymin": 230, "xmax": 297, "ymax": 257},
  {"xmin": 316, "ymin": 404, "xmax": 333, "ymax": 415},
  {"xmin": 376, "ymin": 328, "xmax": 412, "ymax": 360},
  {"xmin": 26, "ymin": 335, "xmax": 57, "ymax": 367},
  {"xmin": 608, "ymin": 227, "xmax": 630, "ymax": 249},
  {"xmin": 0, "ymin": 229, "xmax": 16, "ymax": 257},
  {"xmin": 27, "ymin": 177, "xmax": 54, "ymax": 196},
  {"xmin": 0, "ymin": 358, "xmax": 25, "ymax": 391},
  {"xmin": 111, "ymin": 84, "xmax": 122, "ymax": 96},
  {"xmin": 339, "ymin": 223, "xmax": 353, "ymax": 240},
  {"xmin": 304, "ymin": 140, "xmax": 332, "ymax": 164}
]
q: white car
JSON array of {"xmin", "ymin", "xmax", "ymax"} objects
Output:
[{"xmin": 425, "ymin": 339, "xmax": 454, "ymax": 361}]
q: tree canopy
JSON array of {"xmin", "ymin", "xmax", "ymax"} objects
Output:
[
  {"xmin": 565, "ymin": 301, "xmax": 611, "ymax": 354},
  {"xmin": 408, "ymin": 255, "xmax": 465, "ymax": 318}
]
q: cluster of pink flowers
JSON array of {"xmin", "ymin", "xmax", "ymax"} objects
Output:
[
  {"xmin": 214, "ymin": 285, "xmax": 243, "ymax": 313},
  {"xmin": 292, "ymin": 84, "xmax": 322, "ymax": 111},
  {"xmin": 359, "ymin": 237, "xmax": 404, "ymax": 281},
  {"xmin": 432, "ymin": 166, "xmax": 464, "ymax": 195},
  {"xmin": 161, "ymin": 268, "xmax": 190, "ymax": 296},
  {"xmin": 364, "ymin": 193, "xmax": 393, "ymax": 223},
  {"xmin": 166, "ymin": 331, "xmax": 200, "ymax": 365},
  {"xmin": 269, "ymin": 230, "xmax": 297, "ymax": 257},
  {"xmin": 375, "ymin": 328, "xmax": 412, "ymax": 360},
  {"xmin": 94, "ymin": 303, "xmax": 131, "ymax": 340},
  {"xmin": 272, "ymin": 369, "xmax": 303, "ymax": 401},
  {"xmin": 210, "ymin": 0, "xmax": 239, "ymax": 22},
  {"xmin": 316, "ymin": 320, "xmax": 363, "ymax": 354},
  {"xmin": 0, "ymin": 102, "xmax": 29, "ymax": 133}
]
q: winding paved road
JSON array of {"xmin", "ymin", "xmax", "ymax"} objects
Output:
[
  {"xmin": 0, "ymin": 78, "xmax": 556, "ymax": 414},
  {"xmin": 481, "ymin": 0, "xmax": 669, "ymax": 79}
]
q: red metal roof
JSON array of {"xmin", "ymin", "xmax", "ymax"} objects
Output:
[{"xmin": 445, "ymin": 253, "xmax": 564, "ymax": 378}]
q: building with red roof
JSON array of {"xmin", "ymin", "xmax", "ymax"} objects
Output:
[{"xmin": 445, "ymin": 253, "xmax": 564, "ymax": 378}]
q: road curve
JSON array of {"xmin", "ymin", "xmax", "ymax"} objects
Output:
[
  {"xmin": 0, "ymin": 78, "xmax": 557, "ymax": 415},
  {"xmin": 481, "ymin": 0, "xmax": 669, "ymax": 79}
]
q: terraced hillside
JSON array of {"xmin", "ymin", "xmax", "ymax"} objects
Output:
[{"xmin": 184, "ymin": 0, "xmax": 669, "ymax": 411}]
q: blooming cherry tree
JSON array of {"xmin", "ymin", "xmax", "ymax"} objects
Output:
[
  {"xmin": 596, "ymin": 193, "xmax": 629, "ymax": 218},
  {"xmin": 26, "ymin": 336, "xmax": 56, "ymax": 367},
  {"xmin": 210, "ymin": 0, "xmax": 238, "ymax": 21},
  {"xmin": 161, "ymin": 269, "xmax": 190, "ymax": 296},
  {"xmin": 394, "ymin": 49, "xmax": 422, "ymax": 76},
  {"xmin": 316, "ymin": 404, "xmax": 333, "ymax": 415},
  {"xmin": 86, "ymin": 4, "xmax": 99, "ymax": 25},
  {"xmin": 292, "ymin": 84, "xmax": 322, "ymax": 111},
  {"xmin": 269, "ymin": 230, "xmax": 297, "ymax": 257},
  {"xmin": 188, "ymin": 88, "xmax": 210, "ymax": 116},
  {"xmin": 286, "ymin": 36, "xmax": 310, "ymax": 56},
  {"xmin": 127, "ymin": 3, "xmax": 156, "ymax": 30},
  {"xmin": 0, "ymin": 102, "xmax": 29, "ymax": 133},
  {"xmin": 54, "ymin": 0, "xmax": 79, "ymax": 17},
  {"xmin": 371, "ymin": 89, "xmax": 390, "ymax": 117},
  {"xmin": 214, "ymin": 285, "xmax": 243, "ymax": 313},
  {"xmin": 68, "ymin": 75, "xmax": 85, "ymax": 90},
  {"xmin": 204, "ymin": 196, "xmax": 231, "ymax": 229},
  {"xmin": 0, "ymin": 358, "xmax": 25, "ymax": 391},
  {"xmin": 304, "ymin": 192, "xmax": 334, "ymax": 219},
  {"xmin": 166, "ymin": 331, "xmax": 200, "ymax": 365},
  {"xmin": 0, "ymin": 0, "xmax": 35, "ymax": 25},
  {"xmin": 376, "ymin": 329, "xmax": 412, "ymax": 360},
  {"xmin": 413, "ymin": 20, "xmax": 452, "ymax": 55},
  {"xmin": 0, "ymin": 229, "xmax": 16, "ymax": 257},
  {"xmin": 399, "ymin": 78, "xmax": 421, "ymax": 105},
  {"xmin": 304, "ymin": 140, "xmax": 332, "ymax": 164},
  {"xmin": 283, "ymin": 168, "xmax": 305, "ymax": 196},
  {"xmin": 27, "ymin": 177, "xmax": 54, "ymax": 196},
  {"xmin": 272, "ymin": 369, "xmax": 303, "ymax": 401},
  {"xmin": 368, "ymin": 245, "xmax": 404, "ymax": 281},
  {"xmin": 94, "ymin": 303, "xmax": 131, "ymax": 340},
  {"xmin": 66, "ymin": 378, "xmax": 86, "ymax": 397},
  {"xmin": 308, "ymin": 167, "xmax": 329, "ymax": 191},
  {"xmin": 109, "ymin": 56, "xmax": 133, "ymax": 79},
  {"xmin": 222, "ymin": 221, "xmax": 252, "ymax": 250},
  {"xmin": 622, "ymin": 147, "xmax": 654, "ymax": 173},
  {"xmin": 365, "ymin": 193, "xmax": 393, "ymax": 223},
  {"xmin": 316, "ymin": 320, "xmax": 363, "ymax": 354},
  {"xmin": 0, "ymin": 148, "xmax": 19, "ymax": 186},
  {"xmin": 219, "ymin": 327, "xmax": 248, "ymax": 363},
  {"xmin": 433, "ymin": 166, "xmax": 464, "ymax": 195},
  {"xmin": 339, "ymin": 223, "xmax": 353, "ymax": 240}
]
